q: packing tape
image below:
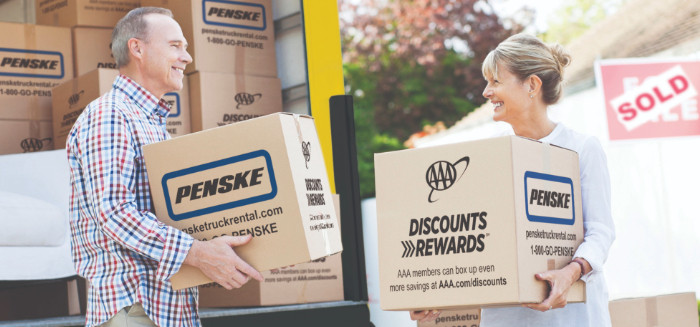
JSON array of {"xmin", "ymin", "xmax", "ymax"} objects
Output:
[
  {"xmin": 291, "ymin": 114, "xmax": 334, "ymax": 255},
  {"xmin": 547, "ymin": 259, "xmax": 555, "ymax": 271},
  {"xmin": 29, "ymin": 119, "xmax": 40, "ymax": 139},
  {"xmin": 292, "ymin": 113, "xmax": 304, "ymax": 143},
  {"xmin": 323, "ymin": 224, "xmax": 332, "ymax": 255},
  {"xmin": 645, "ymin": 296, "xmax": 659, "ymax": 327},
  {"xmin": 235, "ymin": 30, "xmax": 245, "ymax": 74},
  {"xmin": 541, "ymin": 142, "xmax": 551, "ymax": 173},
  {"xmin": 24, "ymin": 25, "xmax": 42, "ymax": 120},
  {"xmin": 235, "ymin": 72, "xmax": 246, "ymax": 93}
]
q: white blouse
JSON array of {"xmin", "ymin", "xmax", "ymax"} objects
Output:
[{"xmin": 481, "ymin": 123, "xmax": 616, "ymax": 327}]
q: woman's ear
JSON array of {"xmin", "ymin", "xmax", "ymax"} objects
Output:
[{"xmin": 528, "ymin": 74, "xmax": 543, "ymax": 95}]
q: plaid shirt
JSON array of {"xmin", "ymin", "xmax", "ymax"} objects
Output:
[{"xmin": 67, "ymin": 75, "xmax": 200, "ymax": 327}]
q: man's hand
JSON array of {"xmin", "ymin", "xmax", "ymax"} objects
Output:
[{"xmin": 183, "ymin": 235, "xmax": 263, "ymax": 290}]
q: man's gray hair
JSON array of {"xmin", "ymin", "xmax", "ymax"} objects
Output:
[{"xmin": 111, "ymin": 7, "xmax": 173, "ymax": 68}]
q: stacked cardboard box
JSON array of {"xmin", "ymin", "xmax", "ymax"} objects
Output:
[
  {"xmin": 375, "ymin": 136, "xmax": 585, "ymax": 311},
  {"xmin": 0, "ymin": 21, "xmax": 73, "ymax": 155},
  {"xmin": 72, "ymin": 26, "xmax": 115, "ymax": 77},
  {"xmin": 36, "ymin": 0, "xmax": 136, "ymax": 78},
  {"xmin": 417, "ymin": 308, "xmax": 481, "ymax": 327},
  {"xmin": 51, "ymin": 68, "xmax": 118, "ymax": 148},
  {"xmin": 144, "ymin": 113, "xmax": 343, "ymax": 290},
  {"xmin": 609, "ymin": 292, "xmax": 699, "ymax": 327},
  {"xmin": 199, "ymin": 253, "xmax": 344, "ymax": 307},
  {"xmin": 34, "ymin": 0, "xmax": 139, "ymax": 154},
  {"xmin": 199, "ymin": 194, "xmax": 344, "ymax": 307},
  {"xmin": 36, "ymin": 0, "xmax": 140, "ymax": 28},
  {"xmin": 142, "ymin": 0, "xmax": 283, "ymax": 131},
  {"xmin": 189, "ymin": 71, "xmax": 281, "ymax": 131},
  {"xmin": 51, "ymin": 68, "xmax": 192, "ymax": 147}
]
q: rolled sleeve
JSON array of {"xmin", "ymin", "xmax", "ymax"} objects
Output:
[{"xmin": 573, "ymin": 137, "xmax": 616, "ymax": 281}]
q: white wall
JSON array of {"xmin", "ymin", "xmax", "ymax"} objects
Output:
[{"xmin": 550, "ymin": 87, "xmax": 700, "ymax": 301}]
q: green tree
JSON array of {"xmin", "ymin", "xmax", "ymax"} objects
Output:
[
  {"xmin": 541, "ymin": 0, "xmax": 627, "ymax": 44},
  {"xmin": 339, "ymin": 0, "xmax": 525, "ymax": 198}
]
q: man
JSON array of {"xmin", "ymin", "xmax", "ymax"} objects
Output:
[{"xmin": 66, "ymin": 7, "xmax": 263, "ymax": 327}]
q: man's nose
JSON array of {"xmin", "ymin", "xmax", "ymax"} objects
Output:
[{"xmin": 182, "ymin": 50, "xmax": 193, "ymax": 64}]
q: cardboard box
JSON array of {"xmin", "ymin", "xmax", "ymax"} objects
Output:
[
  {"xmin": 189, "ymin": 71, "xmax": 281, "ymax": 132},
  {"xmin": 72, "ymin": 27, "xmax": 116, "ymax": 77},
  {"xmin": 609, "ymin": 293, "xmax": 699, "ymax": 327},
  {"xmin": 0, "ymin": 278, "xmax": 84, "ymax": 321},
  {"xmin": 0, "ymin": 119, "xmax": 53, "ymax": 155},
  {"xmin": 163, "ymin": 75, "xmax": 192, "ymax": 137},
  {"xmin": 0, "ymin": 22, "xmax": 73, "ymax": 121},
  {"xmin": 418, "ymin": 308, "xmax": 481, "ymax": 327},
  {"xmin": 51, "ymin": 68, "xmax": 118, "ymax": 148},
  {"xmin": 51, "ymin": 68, "xmax": 191, "ymax": 148},
  {"xmin": 35, "ymin": 0, "xmax": 140, "ymax": 28},
  {"xmin": 141, "ymin": 0, "xmax": 277, "ymax": 76},
  {"xmin": 199, "ymin": 194, "xmax": 343, "ymax": 307},
  {"xmin": 375, "ymin": 136, "xmax": 585, "ymax": 311},
  {"xmin": 143, "ymin": 113, "xmax": 342, "ymax": 290},
  {"xmin": 199, "ymin": 253, "xmax": 344, "ymax": 307}
]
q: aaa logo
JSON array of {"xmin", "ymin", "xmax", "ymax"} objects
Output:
[
  {"xmin": 301, "ymin": 141, "xmax": 311, "ymax": 169},
  {"xmin": 425, "ymin": 156, "xmax": 469, "ymax": 203}
]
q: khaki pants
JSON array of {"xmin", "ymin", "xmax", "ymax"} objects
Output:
[{"xmin": 100, "ymin": 303, "xmax": 157, "ymax": 327}]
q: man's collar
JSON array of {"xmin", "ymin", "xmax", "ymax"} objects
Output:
[{"xmin": 113, "ymin": 74, "xmax": 171, "ymax": 119}]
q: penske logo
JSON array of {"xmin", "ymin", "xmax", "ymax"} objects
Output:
[
  {"xmin": 202, "ymin": 0, "xmax": 267, "ymax": 31},
  {"xmin": 163, "ymin": 92, "xmax": 181, "ymax": 118},
  {"xmin": 162, "ymin": 150, "xmax": 277, "ymax": 221},
  {"xmin": 0, "ymin": 48, "xmax": 65, "ymax": 79},
  {"xmin": 524, "ymin": 171, "xmax": 575, "ymax": 225}
]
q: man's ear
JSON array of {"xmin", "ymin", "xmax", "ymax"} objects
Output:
[{"xmin": 127, "ymin": 38, "xmax": 143, "ymax": 61}]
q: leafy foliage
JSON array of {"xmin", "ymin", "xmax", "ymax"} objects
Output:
[
  {"xmin": 541, "ymin": 0, "xmax": 628, "ymax": 44},
  {"xmin": 339, "ymin": 0, "xmax": 525, "ymax": 198}
]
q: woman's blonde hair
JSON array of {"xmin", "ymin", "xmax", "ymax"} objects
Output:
[{"xmin": 482, "ymin": 33, "xmax": 571, "ymax": 105}]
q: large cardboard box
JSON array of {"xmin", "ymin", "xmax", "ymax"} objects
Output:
[
  {"xmin": 51, "ymin": 69, "xmax": 191, "ymax": 148},
  {"xmin": 72, "ymin": 27, "xmax": 115, "ymax": 77},
  {"xmin": 375, "ymin": 136, "xmax": 585, "ymax": 311},
  {"xmin": 418, "ymin": 308, "xmax": 481, "ymax": 327},
  {"xmin": 609, "ymin": 293, "xmax": 699, "ymax": 327},
  {"xmin": 0, "ymin": 278, "xmax": 84, "ymax": 321},
  {"xmin": 199, "ymin": 253, "xmax": 344, "ymax": 307},
  {"xmin": 35, "ymin": 0, "xmax": 140, "ymax": 28},
  {"xmin": 199, "ymin": 194, "xmax": 344, "ymax": 307},
  {"xmin": 0, "ymin": 22, "xmax": 73, "ymax": 121},
  {"xmin": 189, "ymin": 71, "xmax": 281, "ymax": 132},
  {"xmin": 163, "ymin": 76, "xmax": 192, "ymax": 138},
  {"xmin": 0, "ymin": 119, "xmax": 53, "ymax": 155},
  {"xmin": 144, "ymin": 113, "xmax": 342, "ymax": 290},
  {"xmin": 51, "ymin": 68, "xmax": 118, "ymax": 148},
  {"xmin": 141, "ymin": 0, "xmax": 277, "ymax": 76}
]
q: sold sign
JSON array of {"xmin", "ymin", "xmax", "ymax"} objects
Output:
[
  {"xmin": 609, "ymin": 65, "xmax": 697, "ymax": 131},
  {"xmin": 596, "ymin": 59, "xmax": 700, "ymax": 140}
]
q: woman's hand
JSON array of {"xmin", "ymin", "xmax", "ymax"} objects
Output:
[
  {"xmin": 525, "ymin": 261, "xmax": 583, "ymax": 312},
  {"xmin": 409, "ymin": 310, "xmax": 441, "ymax": 322}
]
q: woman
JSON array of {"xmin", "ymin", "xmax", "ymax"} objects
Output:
[{"xmin": 411, "ymin": 33, "xmax": 615, "ymax": 326}]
